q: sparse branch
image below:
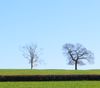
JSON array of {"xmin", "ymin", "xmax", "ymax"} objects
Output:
[{"xmin": 22, "ymin": 44, "xmax": 39, "ymax": 69}]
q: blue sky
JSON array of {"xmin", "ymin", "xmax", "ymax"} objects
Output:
[{"xmin": 0, "ymin": 0, "xmax": 100, "ymax": 69}]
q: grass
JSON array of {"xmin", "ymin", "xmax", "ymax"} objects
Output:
[
  {"xmin": 0, "ymin": 69, "xmax": 100, "ymax": 75},
  {"xmin": 0, "ymin": 70, "xmax": 100, "ymax": 88},
  {"xmin": 0, "ymin": 81, "xmax": 100, "ymax": 88}
]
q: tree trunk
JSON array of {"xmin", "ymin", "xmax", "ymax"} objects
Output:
[
  {"xmin": 31, "ymin": 58, "xmax": 33, "ymax": 70},
  {"xmin": 75, "ymin": 61, "xmax": 77, "ymax": 70},
  {"xmin": 31, "ymin": 63, "xmax": 33, "ymax": 70}
]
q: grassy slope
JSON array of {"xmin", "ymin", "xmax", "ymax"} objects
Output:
[
  {"xmin": 0, "ymin": 69, "xmax": 100, "ymax": 75},
  {"xmin": 0, "ymin": 81, "xmax": 100, "ymax": 88}
]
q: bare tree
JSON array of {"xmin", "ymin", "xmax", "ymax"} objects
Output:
[
  {"xmin": 63, "ymin": 43, "xmax": 94, "ymax": 70},
  {"xmin": 23, "ymin": 44, "xmax": 39, "ymax": 69}
]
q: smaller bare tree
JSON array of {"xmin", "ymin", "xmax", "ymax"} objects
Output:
[
  {"xmin": 63, "ymin": 43, "xmax": 94, "ymax": 70},
  {"xmin": 23, "ymin": 44, "xmax": 39, "ymax": 69}
]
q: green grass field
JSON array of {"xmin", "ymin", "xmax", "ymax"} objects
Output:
[
  {"xmin": 0, "ymin": 81, "xmax": 100, "ymax": 88},
  {"xmin": 0, "ymin": 69, "xmax": 100, "ymax": 75},
  {"xmin": 0, "ymin": 70, "xmax": 100, "ymax": 88}
]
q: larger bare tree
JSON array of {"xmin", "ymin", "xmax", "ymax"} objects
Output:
[
  {"xmin": 23, "ymin": 44, "xmax": 39, "ymax": 69},
  {"xmin": 63, "ymin": 43, "xmax": 94, "ymax": 70}
]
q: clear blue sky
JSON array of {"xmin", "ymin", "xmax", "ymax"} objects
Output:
[{"xmin": 0, "ymin": 0, "xmax": 100, "ymax": 69}]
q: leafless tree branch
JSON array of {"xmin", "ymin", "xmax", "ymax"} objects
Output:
[{"xmin": 63, "ymin": 43, "xmax": 94, "ymax": 70}]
